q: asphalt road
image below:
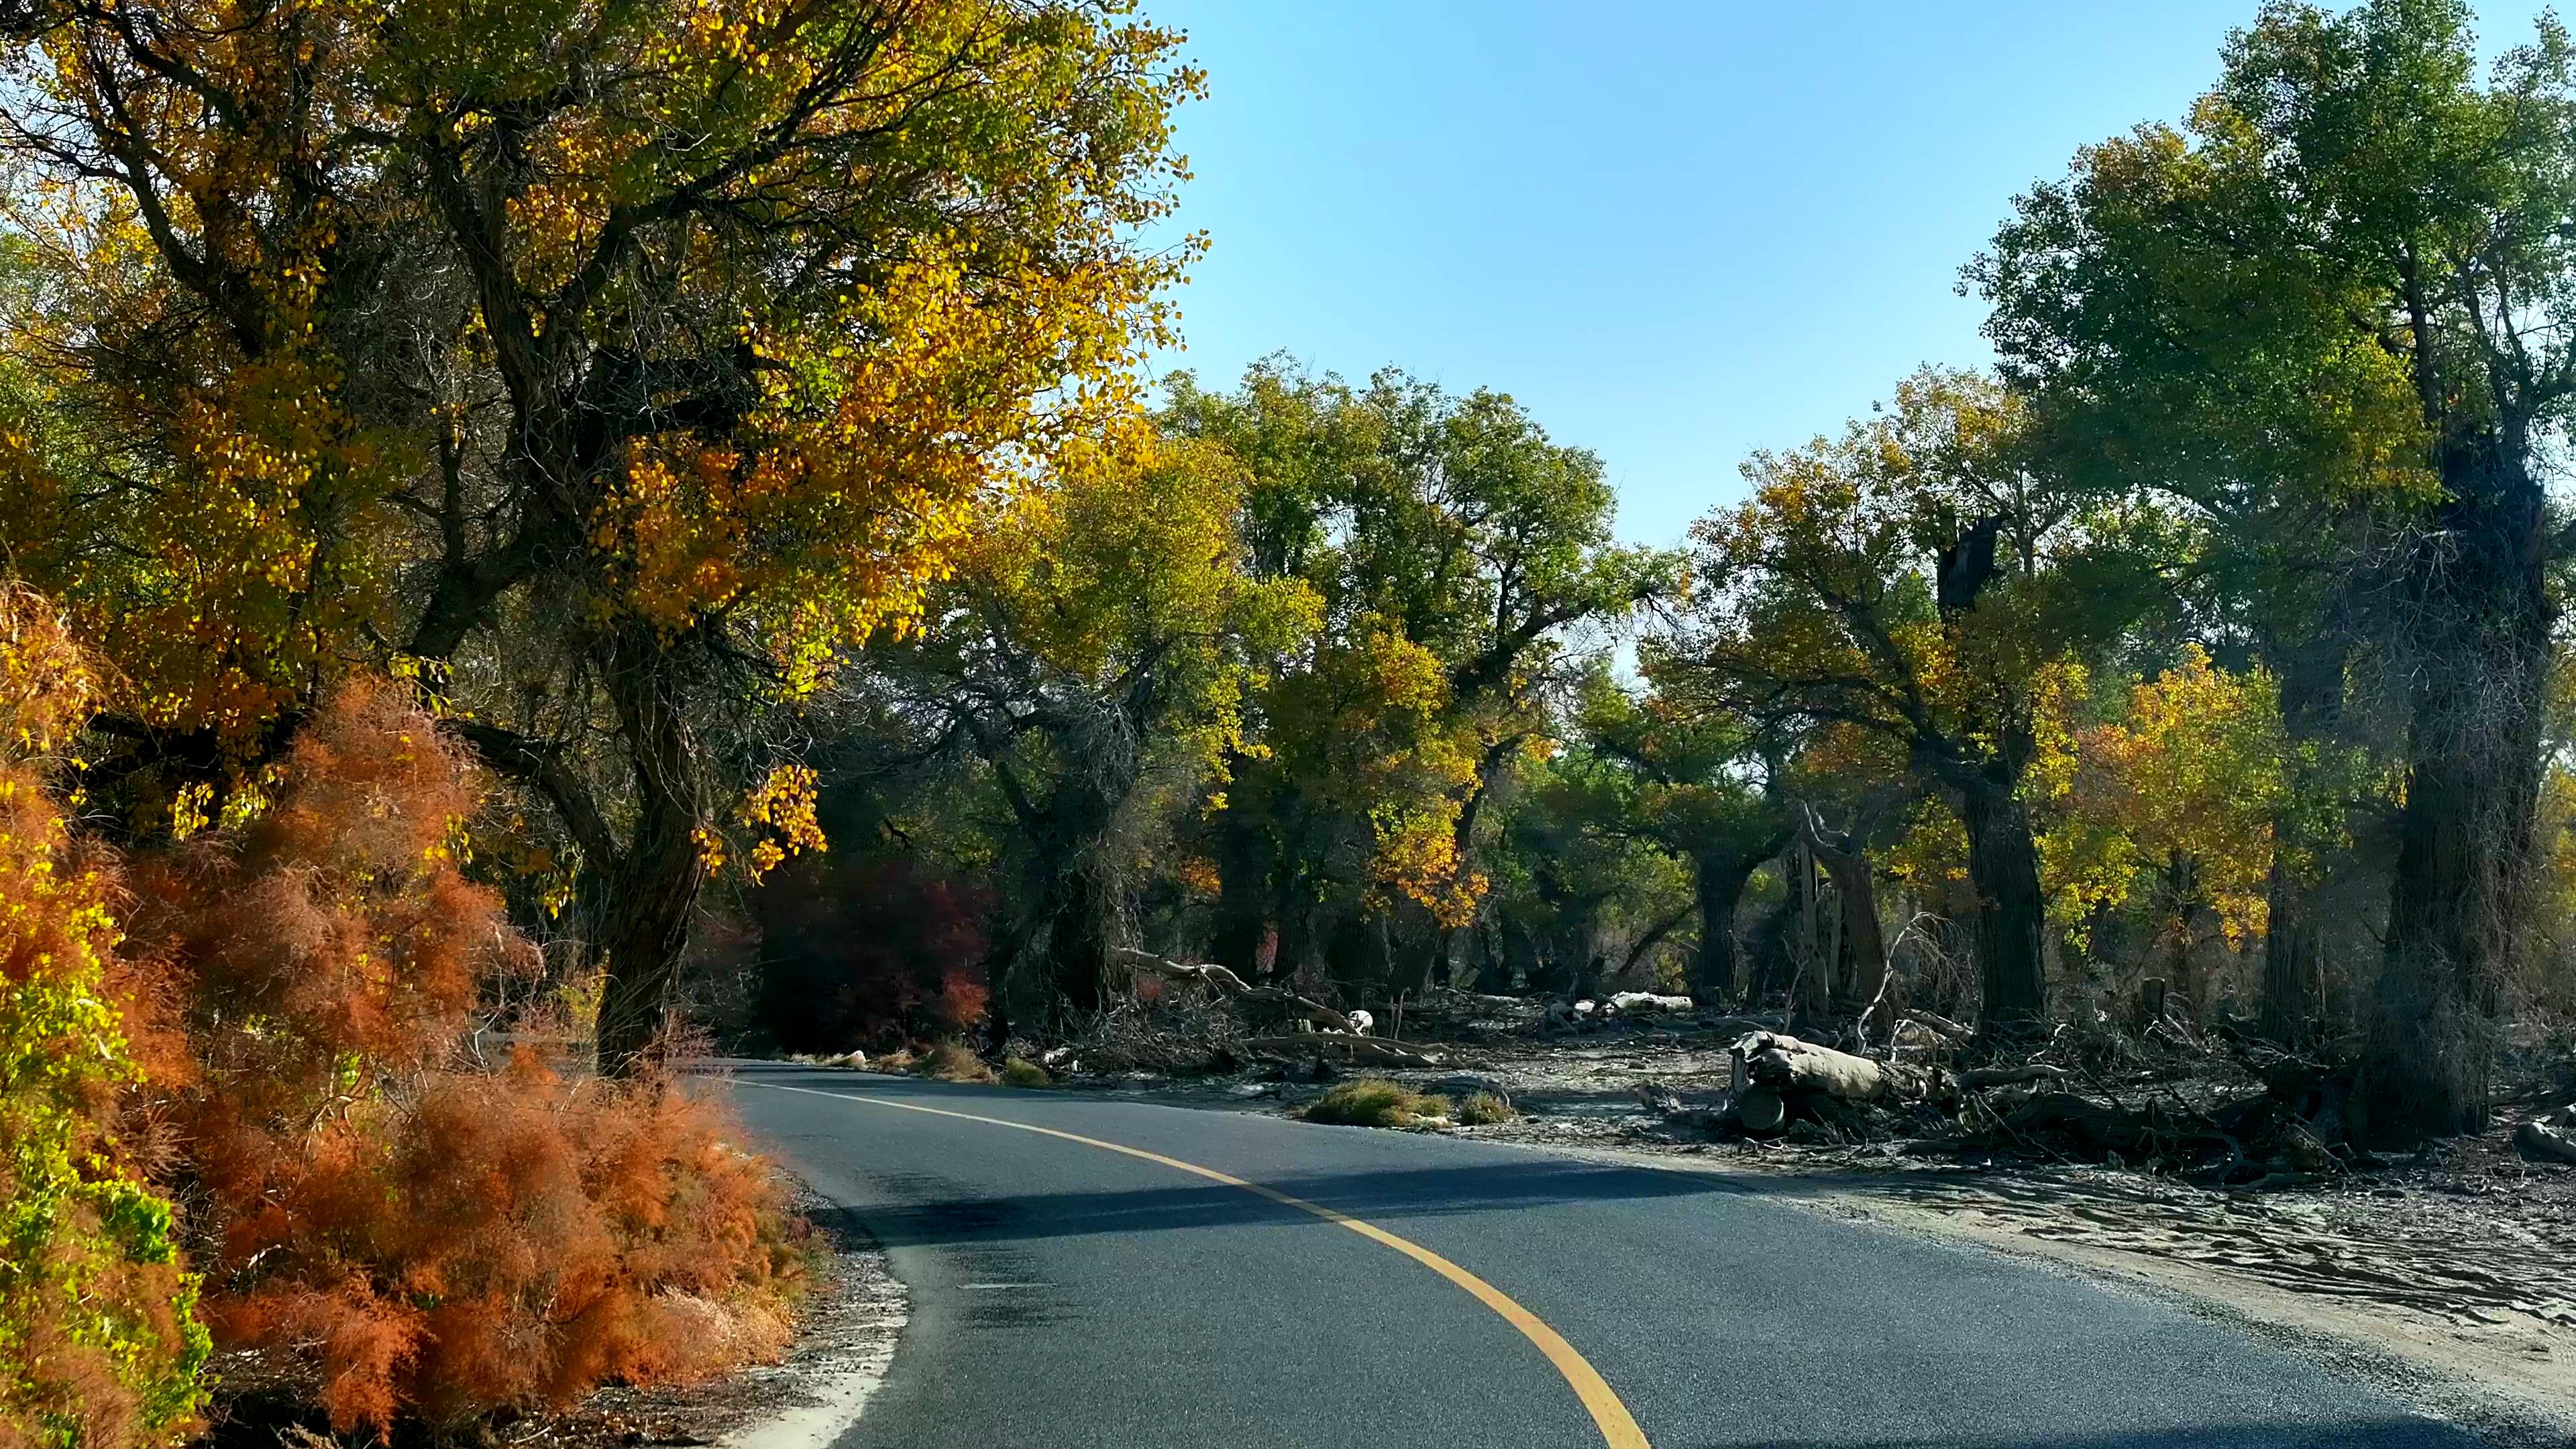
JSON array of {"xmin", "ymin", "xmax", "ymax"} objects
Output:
[{"xmin": 719, "ymin": 1063, "xmax": 2479, "ymax": 1449}]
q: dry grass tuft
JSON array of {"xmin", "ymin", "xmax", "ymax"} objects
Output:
[
  {"xmin": 1000, "ymin": 1057, "xmax": 1051, "ymax": 1088},
  {"xmin": 1454, "ymin": 1090, "xmax": 1515, "ymax": 1126},
  {"xmin": 1299, "ymin": 1079, "xmax": 1450, "ymax": 1130},
  {"xmin": 913, "ymin": 1040, "xmax": 996, "ymax": 1083}
]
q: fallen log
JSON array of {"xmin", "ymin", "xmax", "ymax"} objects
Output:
[
  {"xmin": 1731, "ymin": 1030, "xmax": 1948, "ymax": 1103},
  {"xmin": 1729, "ymin": 1031, "xmax": 2065, "ymax": 1105},
  {"xmin": 1114, "ymin": 947, "xmax": 1354, "ymax": 1033},
  {"xmin": 1238, "ymin": 1034, "xmax": 1450, "ymax": 1069},
  {"xmin": 1953, "ymin": 1064, "xmax": 2069, "ymax": 1091},
  {"xmin": 2516, "ymin": 1115, "xmax": 2576, "ymax": 1167}
]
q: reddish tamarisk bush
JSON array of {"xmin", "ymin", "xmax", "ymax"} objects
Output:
[{"xmin": 121, "ymin": 682, "xmax": 808, "ymax": 1440}]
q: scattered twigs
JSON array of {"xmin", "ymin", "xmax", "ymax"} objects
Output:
[{"xmin": 1238, "ymin": 1034, "xmax": 1450, "ymax": 1069}]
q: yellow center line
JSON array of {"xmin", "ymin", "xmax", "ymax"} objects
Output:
[{"xmin": 738, "ymin": 1079, "xmax": 1653, "ymax": 1449}]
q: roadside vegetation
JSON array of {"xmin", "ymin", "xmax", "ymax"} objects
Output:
[
  {"xmin": 3, "ymin": 0, "xmax": 2576, "ymax": 1444},
  {"xmin": 1301, "ymin": 1081, "xmax": 1454, "ymax": 1130}
]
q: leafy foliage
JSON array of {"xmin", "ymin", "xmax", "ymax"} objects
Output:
[{"xmin": 0, "ymin": 588, "xmax": 207, "ymax": 1449}]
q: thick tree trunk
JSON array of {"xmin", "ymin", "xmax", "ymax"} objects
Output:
[
  {"xmin": 1808, "ymin": 825, "xmax": 1887, "ymax": 1023},
  {"xmin": 592, "ymin": 822, "xmax": 704, "ymax": 1073},
  {"xmin": 2363, "ymin": 439, "xmax": 2548, "ymax": 1140},
  {"xmin": 1960, "ymin": 780, "xmax": 2048, "ymax": 1040},
  {"xmin": 1690, "ymin": 851, "xmax": 1764, "ymax": 1004},
  {"xmin": 594, "ymin": 650, "xmax": 709, "ymax": 1076}
]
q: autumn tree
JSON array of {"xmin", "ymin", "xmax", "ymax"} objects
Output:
[
  {"xmin": 1160, "ymin": 362, "xmax": 1672, "ymax": 998},
  {"xmin": 0, "ymin": 587, "xmax": 207, "ymax": 1449},
  {"xmin": 1974, "ymin": 0, "xmax": 2576, "ymax": 1132},
  {"xmin": 1474, "ymin": 698, "xmax": 1702, "ymax": 999},
  {"xmin": 1575, "ymin": 675, "xmax": 1788, "ymax": 1005},
  {"xmin": 2076, "ymin": 645, "xmax": 2290, "ymax": 1021},
  {"xmin": 861, "ymin": 432, "xmax": 1316, "ymax": 1032},
  {"xmin": 1660, "ymin": 372, "xmax": 2164, "ymax": 1039},
  {"xmin": 0, "ymin": 0, "xmax": 1197, "ymax": 1070}
]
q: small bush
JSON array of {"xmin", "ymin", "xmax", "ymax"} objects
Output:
[
  {"xmin": 119, "ymin": 682, "xmax": 808, "ymax": 1440},
  {"xmin": 1299, "ymin": 1079, "xmax": 1451, "ymax": 1129},
  {"xmin": 912, "ymin": 1040, "xmax": 996, "ymax": 1083},
  {"xmin": 1454, "ymin": 1091, "xmax": 1515, "ymax": 1126},
  {"xmin": 999, "ymin": 1057, "xmax": 1051, "ymax": 1088},
  {"xmin": 870, "ymin": 1048, "xmax": 917, "ymax": 1075}
]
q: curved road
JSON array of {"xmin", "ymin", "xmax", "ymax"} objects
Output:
[{"xmin": 720, "ymin": 1063, "xmax": 2475, "ymax": 1449}]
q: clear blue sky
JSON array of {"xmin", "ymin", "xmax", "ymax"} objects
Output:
[{"xmin": 1140, "ymin": 1, "xmax": 2551, "ymax": 547}]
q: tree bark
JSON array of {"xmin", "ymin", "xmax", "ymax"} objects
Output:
[
  {"xmin": 2363, "ymin": 437, "xmax": 2548, "ymax": 1139},
  {"xmin": 1805, "ymin": 812, "xmax": 1888, "ymax": 1023},
  {"xmin": 592, "ymin": 647, "xmax": 710, "ymax": 1076},
  {"xmin": 1959, "ymin": 779, "xmax": 2048, "ymax": 1040},
  {"xmin": 1689, "ymin": 851, "xmax": 1766, "ymax": 1004}
]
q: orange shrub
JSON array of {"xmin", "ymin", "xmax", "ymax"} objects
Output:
[{"xmin": 121, "ymin": 682, "xmax": 807, "ymax": 1439}]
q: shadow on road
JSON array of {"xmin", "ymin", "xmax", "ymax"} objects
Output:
[
  {"xmin": 733, "ymin": 1065, "xmax": 1764, "ymax": 1245},
  {"xmin": 837, "ymin": 1155, "xmax": 1737, "ymax": 1246}
]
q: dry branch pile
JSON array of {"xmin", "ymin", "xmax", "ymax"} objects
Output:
[
  {"xmin": 1059, "ymin": 949, "xmax": 1453, "ymax": 1074},
  {"xmin": 1592, "ymin": 1011, "xmax": 2440, "ymax": 1191}
]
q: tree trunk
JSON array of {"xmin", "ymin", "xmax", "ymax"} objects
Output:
[
  {"xmin": 2164, "ymin": 850, "xmax": 2202, "ymax": 1025},
  {"xmin": 1811, "ymin": 829, "xmax": 1887, "ymax": 1023},
  {"xmin": 593, "ymin": 649, "xmax": 709, "ymax": 1076},
  {"xmin": 2363, "ymin": 438, "xmax": 2548, "ymax": 1140},
  {"xmin": 1960, "ymin": 780, "xmax": 2048, "ymax": 1040},
  {"xmin": 1790, "ymin": 841, "xmax": 1832, "ymax": 1025},
  {"xmin": 1690, "ymin": 851, "xmax": 1764, "ymax": 1004}
]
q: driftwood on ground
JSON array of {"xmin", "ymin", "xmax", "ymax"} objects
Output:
[
  {"xmin": 1114, "ymin": 947, "xmax": 1354, "ymax": 1033},
  {"xmin": 1238, "ymin": 1034, "xmax": 1450, "ymax": 1069},
  {"xmin": 1727, "ymin": 1030, "xmax": 2063, "ymax": 1108},
  {"xmin": 2518, "ymin": 1108, "xmax": 2576, "ymax": 1166}
]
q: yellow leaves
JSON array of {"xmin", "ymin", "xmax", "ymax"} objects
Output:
[
  {"xmin": 0, "ymin": 584, "xmax": 97, "ymax": 759},
  {"xmin": 168, "ymin": 782, "xmax": 215, "ymax": 841},
  {"xmin": 2076, "ymin": 644, "xmax": 2286, "ymax": 942},
  {"xmin": 739, "ymin": 762, "xmax": 824, "ymax": 884},
  {"xmin": 1174, "ymin": 855, "xmax": 1222, "ymax": 897},
  {"xmin": 1368, "ymin": 798, "xmax": 1487, "ymax": 930}
]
